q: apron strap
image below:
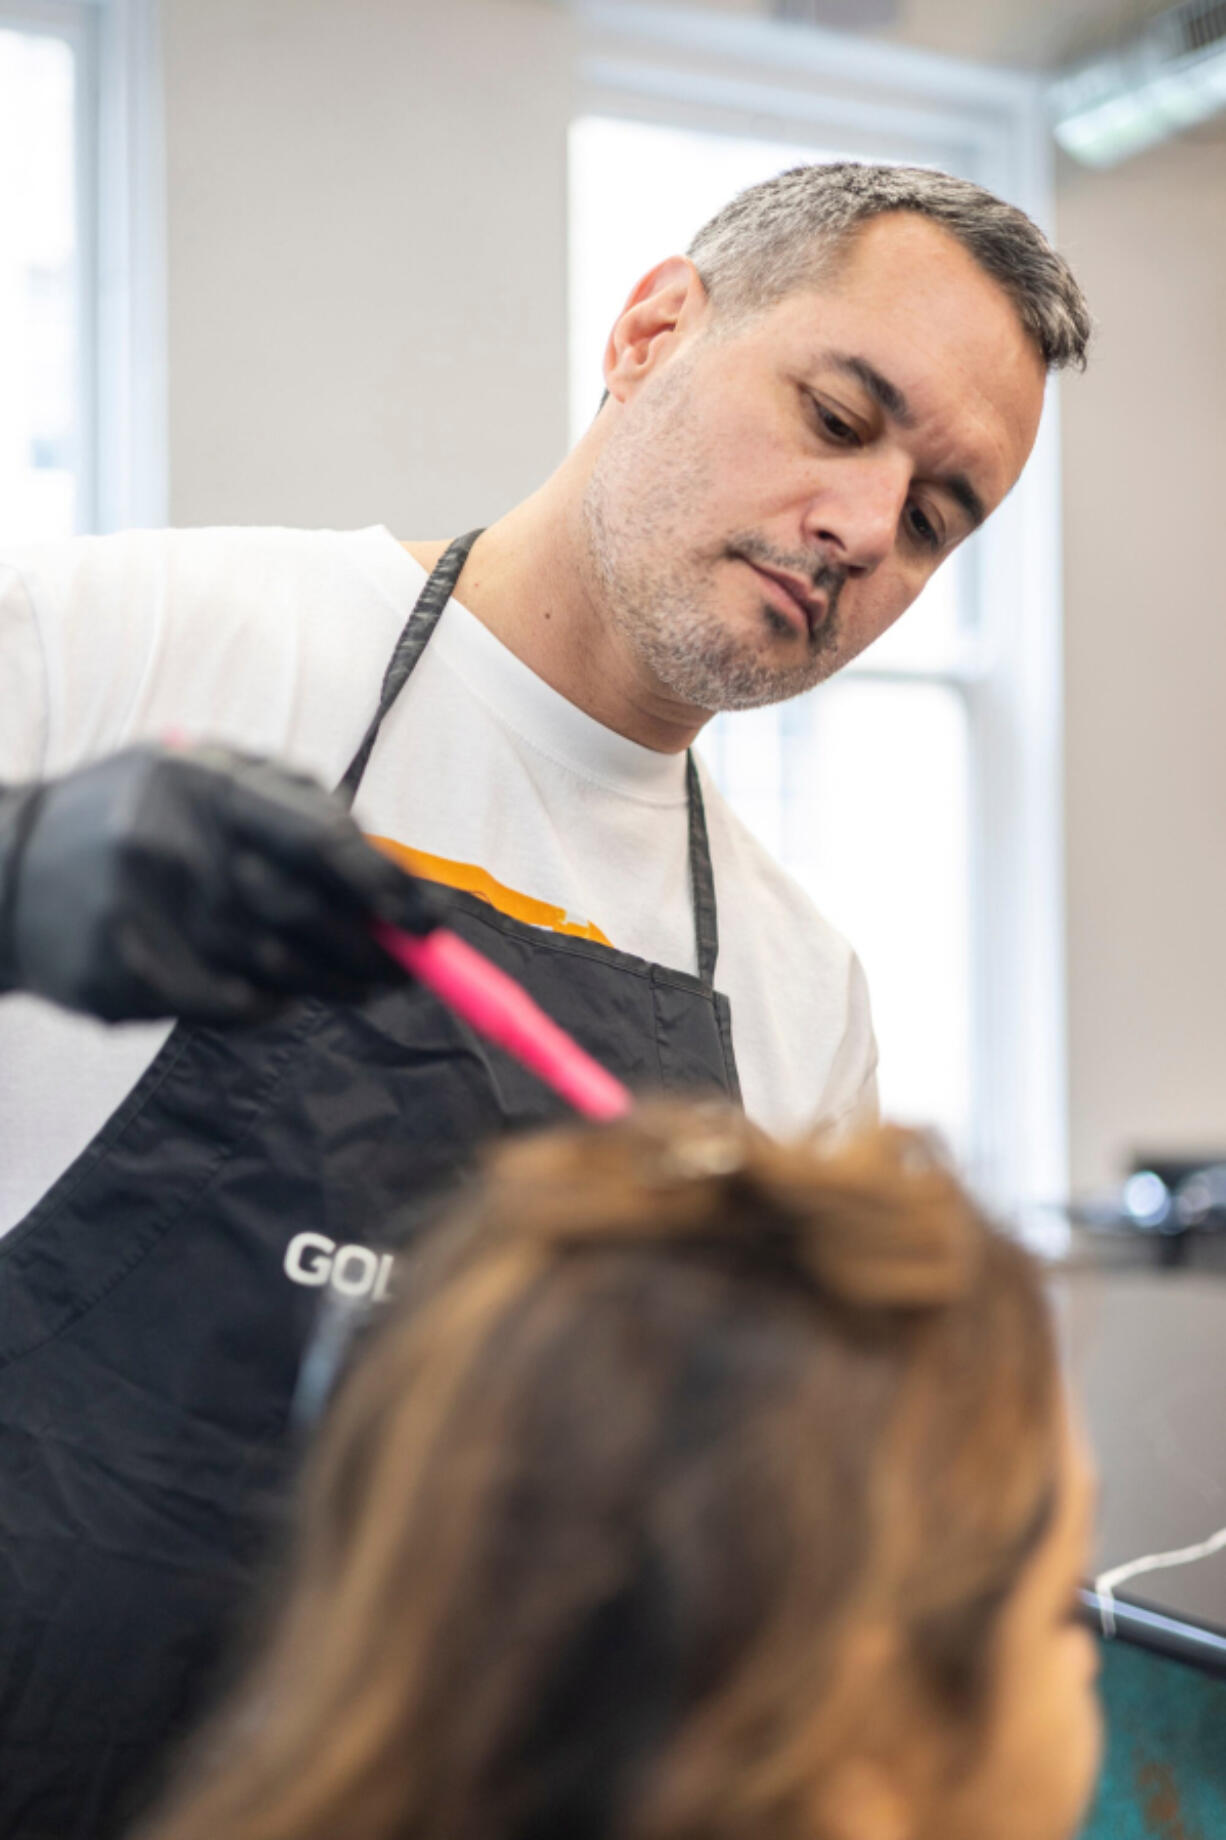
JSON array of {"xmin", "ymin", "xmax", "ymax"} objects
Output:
[
  {"xmin": 685, "ymin": 752, "xmax": 719, "ymax": 988},
  {"xmin": 337, "ymin": 526, "xmax": 721, "ymax": 985},
  {"xmin": 336, "ymin": 528, "xmax": 485, "ymax": 806}
]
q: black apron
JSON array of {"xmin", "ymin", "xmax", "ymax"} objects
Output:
[{"xmin": 0, "ymin": 532, "xmax": 741, "ymax": 1839}]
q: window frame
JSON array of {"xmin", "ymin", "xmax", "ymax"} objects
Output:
[{"xmin": 574, "ymin": 0, "xmax": 1068, "ymax": 1213}]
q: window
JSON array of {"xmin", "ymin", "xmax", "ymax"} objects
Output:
[
  {"xmin": 0, "ymin": 0, "xmax": 165, "ymax": 541},
  {"xmin": 570, "ymin": 9, "xmax": 1066, "ymax": 1210},
  {"xmin": 0, "ymin": 14, "xmax": 85, "ymax": 540}
]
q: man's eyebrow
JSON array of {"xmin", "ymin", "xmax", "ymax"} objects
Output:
[
  {"xmin": 943, "ymin": 471, "xmax": 986, "ymax": 532},
  {"xmin": 823, "ymin": 350, "xmax": 987, "ymax": 532},
  {"xmin": 826, "ymin": 351, "xmax": 914, "ymax": 426}
]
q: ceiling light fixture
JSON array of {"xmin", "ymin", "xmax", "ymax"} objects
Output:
[
  {"xmin": 772, "ymin": 0, "xmax": 902, "ymax": 31},
  {"xmin": 1049, "ymin": 0, "xmax": 1226, "ymax": 167}
]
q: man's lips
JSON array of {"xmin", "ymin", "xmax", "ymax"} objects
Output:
[{"xmin": 739, "ymin": 559, "xmax": 828, "ymax": 637}]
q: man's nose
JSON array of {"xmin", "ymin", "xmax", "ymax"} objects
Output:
[{"xmin": 803, "ymin": 458, "xmax": 909, "ymax": 577}]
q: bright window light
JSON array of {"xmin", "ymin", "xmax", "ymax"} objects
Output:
[
  {"xmin": 568, "ymin": 115, "xmax": 841, "ymax": 442},
  {"xmin": 0, "ymin": 26, "xmax": 81, "ymax": 543}
]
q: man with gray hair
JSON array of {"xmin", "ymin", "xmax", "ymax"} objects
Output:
[{"xmin": 0, "ymin": 161, "xmax": 1088, "ymax": 1837}]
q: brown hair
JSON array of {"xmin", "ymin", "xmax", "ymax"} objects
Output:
[{"xmin": 140, "ymin": 1104, "xmax": 1061, "ymax": 1840}]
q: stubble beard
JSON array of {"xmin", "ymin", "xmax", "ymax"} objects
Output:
[{"xmin": 580, "ymin": 375, "xmax": 846, "ymax": 715}]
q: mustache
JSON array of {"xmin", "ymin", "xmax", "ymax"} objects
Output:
[{"xmin": 727, "ymin": 535, "xmax": 847, "ymax": 621}]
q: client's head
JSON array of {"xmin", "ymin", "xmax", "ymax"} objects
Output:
[{"xmin": 142, "ymin": 1105, "xmax": 1100, "ymax": 1840}]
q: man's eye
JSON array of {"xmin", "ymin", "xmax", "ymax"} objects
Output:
[
  {"xmin": 906, "ymin": 503, "xmax": 942, "ymax": 551},
  {"xmin": 811, "ymin": 398, "xmax": 860, "ymax": 446}
]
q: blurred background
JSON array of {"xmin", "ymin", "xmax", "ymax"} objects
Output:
[{"xmin": 3, "ymin": 0, "xmax": 1224, "ymax": 1213}]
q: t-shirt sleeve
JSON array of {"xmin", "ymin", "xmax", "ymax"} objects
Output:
[
  {"xmin": 0, "ymin": 535, "xmax": 171, "ymax": 778},
  {"xmin": 813, "ymin": 949, "xmax": 880, "ymax": 1134},
  {"xmin": 1, "ymin": 526, "xmax": 408, "ymax": 791},
  {"xmin": 0, "ymin": 565, "xmax": 49, "ymax": 781}
]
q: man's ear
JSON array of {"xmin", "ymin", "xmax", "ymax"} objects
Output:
[{"xmin": 602, "ymin": 255, "xmax": 708, "ymax": 404}]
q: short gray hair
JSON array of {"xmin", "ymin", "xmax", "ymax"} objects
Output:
[{"xmin": 687, "ymin": 161, "xmax": 1091, "ymax": 372}]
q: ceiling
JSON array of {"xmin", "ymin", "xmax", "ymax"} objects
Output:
[
  {"xmin": 635, "ymin": 0, "xmax": 1226, "ymax": 152},
  {"xmin": 662, "ymin": 0, "xmax": 1187, "ymax": 72}
]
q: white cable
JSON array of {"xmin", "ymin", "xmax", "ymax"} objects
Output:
[{"xmin": 1095, "ymin": 1524, "xmax": 1226, "ymax": 1639}]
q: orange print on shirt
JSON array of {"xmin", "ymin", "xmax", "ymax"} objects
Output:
[{"xmin": 368, "ymin": 836, "xmax": 613, "ymax": 946}]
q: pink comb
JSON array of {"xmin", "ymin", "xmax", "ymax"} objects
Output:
[{"xmin": 374, "ymin": 922, "xmax": 633, "ymax": 1122}]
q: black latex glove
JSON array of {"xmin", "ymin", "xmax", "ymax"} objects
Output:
[{"xmin": 0, "ymin": 743, "xmax": 442, "ymax": 1024}]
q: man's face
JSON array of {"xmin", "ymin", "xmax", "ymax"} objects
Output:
[{"xmin": 581, "ymin": 212, "xmax": 1047, "ymax": 713}]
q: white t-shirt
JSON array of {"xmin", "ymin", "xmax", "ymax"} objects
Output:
[{"xmin": 0, "ymin": 525, "xmax": 877, "ymax": 1237}]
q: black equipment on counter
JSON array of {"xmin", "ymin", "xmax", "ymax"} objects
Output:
[{"xmin": 1066, "ymin": 1154, "xmax": 1226, "ymax": 1269}]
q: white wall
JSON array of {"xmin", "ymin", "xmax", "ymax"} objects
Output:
[
  {"xmin": 1058, "ymin": 133, "xmax": 1226, "ymax": 1190},
  {"xmin": 162, "ymin": 0, "xmax": 573, "ymax": 534}
]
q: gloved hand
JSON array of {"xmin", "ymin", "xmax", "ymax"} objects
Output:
[{"xmin": 0, "ymin": 743, "xmax": 442, "ymax": 1024}]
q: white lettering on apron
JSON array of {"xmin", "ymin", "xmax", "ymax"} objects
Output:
[{"xmin": 283, "ymin": 1232, "xmax": 396, "ymax": 1300}]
